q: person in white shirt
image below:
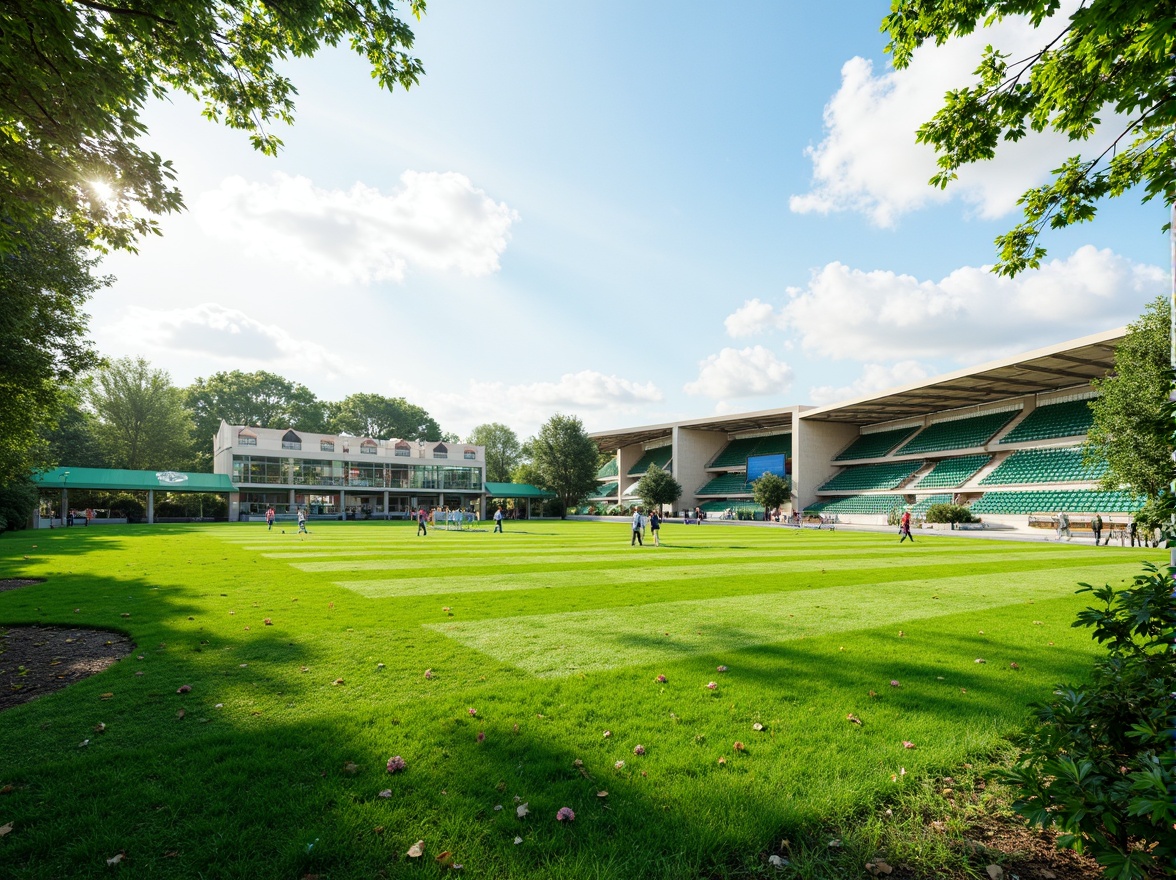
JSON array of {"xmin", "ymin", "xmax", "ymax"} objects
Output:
[
  {"xmin": 631, "ymin": 508, "xmax": 644, "ymax": 546},
  {"xmin": 494, "ymin": 505, "xmax": 504, "ymax": 533}
]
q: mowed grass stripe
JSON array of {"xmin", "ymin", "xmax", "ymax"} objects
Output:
[
  {"xmin": 334, "ymin": 551, "xmax": 1116, "ymax": 597},
  {"xmin": 421, "ymin": 562, "xmax": 1131, "ymax": 676}
]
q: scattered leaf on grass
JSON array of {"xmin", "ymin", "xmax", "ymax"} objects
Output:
[
  {"xmin": 386, "ymin": 756, "xmax": 406, "ymax": 774},
  {"xmin": 373, "ymin": 826, "xmax": 384, "ymax": 835},
  {"xmin": 100, "ymin": 693, "xmax": 113, "ymax": 700},
  {"xmin": 985, "ymin": 865, "xmax": 1003, "ymax": 880},
  {"xmin": 176, "ymin": 685, "xmax": 192, "ymax": 694},
  {"xmin": 516, "ymin": 803, "xmax": 529, "ymax": 818},
  {"xmin": 865, "ymin": 860, "xmax": 893, "ymax": 875},
  {"xmin": 176, "ymin": 709, "xmax": 185, "ymax": 720},
  {"xmin": 407, "ymin": 840, "xmax": 425, "ymax": 858},
  {"xmin": 94, "ymin": 723, "xmax": 106, "ymax": 734},
  {"xmin": 0, "ymin": 785, "xmax": 13, "ymax": 795},
  {"xmin": 902, "ymin": 740, "xmax": 915, "ymax": 749},
  {"xmin": 106, "ymin": 852, "xmax": 124, "ymax": 865},
  {"xmin": 633, "ymin": 745, "xmax": 645, "ymax": 755},
  {"xmin": 332, "ymin": 678, "xmax": 344, "ymax": 686},
  {"xmin": 263, "ymin": 619, "xmax": 272, "ymax": 626},
  {"xmin": 597, "ymin": 791, "xmax": 608, "ymax": 798},
  {"xmin": 705, "ymin": 681, "xmax": 717, "ymax": 690},
  {"xmin": 716, "ymin": 665, "xmax": 728, "ymax": 673},
  {"xmin": 378, "ymin": 789, "xmax": 392, "ymax": 798},
  {"xmin": 768, "ymin": 854, "xmax": 787, "ymax": 868},
  {"xmin": 827, "ymin": 839, "xmax": 841, "ymax": 847},
  {"xmin": 0, "ymin": 822, "xmax": 12, "ymax": 836},
  {"xmin": 752, "ymin": 722, "xmax": 764, "ymax": 731},
  {"xmin": 846, "ymin": 714, "xmax": 862, "ymax": 725},
  {"xmin": 513, "ymin": 836, "xmax": 523, "ymax": 845},
  {"xmin": 342, "ymin": 762, "xmax": 359, "ymax": 775},
  {"xmin": 435, "ymin": 851, "xmax": 453, "ymax": 867}
]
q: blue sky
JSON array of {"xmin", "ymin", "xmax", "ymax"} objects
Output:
[{"xmin": 92, "ymin": 1, "xmax": 1169, "ymax": 440}]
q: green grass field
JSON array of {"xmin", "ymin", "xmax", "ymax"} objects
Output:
[{"xmin": 0, "ymin": 521, "xmax": 1162, "ymax": 879}]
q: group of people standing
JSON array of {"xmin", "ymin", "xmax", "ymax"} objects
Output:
[{"xmin": 630, "ymin": 508, "xmax": 662, "ymax": 546}]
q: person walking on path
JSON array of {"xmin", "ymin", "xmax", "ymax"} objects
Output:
[
  {"xmin": 1091, "ymin": 513, "xmax": 1103, "ymax": 545},
  {"xmin": 297, "ymin": 508, "xmax": 308, "ymax": 534},
  {"xmin": 1058, "ymin": 511, "xmax": 1071, "ymax": 541},
  {"xmin": 631, "ymin": 508, "xmax": 644, "ymax": 546},
  {"xmin": 417, "ymin": 507, "xmax": 428, "ymax": 536},
  {"xmin": 899, "ymin": 509, "xmax": 914, "ymax": 543},
  {"xmin": 266, "ymin": 506, "xmax": 275, "ymax": 530},
  {"xmin": 493, "ymin": 505, "xmax": 504, "ymax": 533},
  {"xmin": 1129, "ymin": 519, "xmax": 1138, "ymax": 547},
  {"xmin": 650, "ymin": 510, "xmax": 661, "ymax": 546}
]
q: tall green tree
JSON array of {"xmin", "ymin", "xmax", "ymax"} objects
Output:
[
  {"xmin": 90, "ymin": 357, "xmax": 193, "ymax": 470},
  {"xmin": 883, "ymin": 0, "xmax": 1174, "ymax": 275},
  {"xmin": 0, "ymin": 218, "xmax": 105, "ymax": 484},
  {"xmin": 752, "ymin": 472, "xmax": 790, "ymax": 520},
  {"xmin": 635, "ymin": 465, "xmax": 682, "ymax": 512},
  {"xmin": 1085, "ymin": 297, "xmax": 1174, "ymax": 501},
  {"xmin": 43, "ymin": 386, "xmax": 107, "ymax": 470},
  {"xmin": 185, "ymin": 369, "xmax": 328, "ymax": 467},
  {"xmin": 2, "ymin": 0, "xmax": 425, "ymax": 254},
  {"xmin": 530, "ymin": 414, "xmax": 600, "ymax": 518},
  {"xmin": 329, "ymin": 393, "xmax": 440, "ymax": 441},
  {"xmin": 467, "ymin": 423, "xmax": 522, "ymax": 483}
]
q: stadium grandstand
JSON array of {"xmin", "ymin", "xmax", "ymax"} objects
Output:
[{"xmin": 588, "ymin": 327, "xmax": 1139, "ymax": 534}]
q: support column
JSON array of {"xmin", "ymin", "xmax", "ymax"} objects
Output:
[
  {"xmin": 383, "ymin": 490, "xmax": 389, "ymax": 519},
  {"xmin": 61, "ymin": 488, "xmax": 68, "ymax": 524},
  {"xmin": 340, "ymin": 489, "xmax": 346, "ymax": 520},
  {"xmin": 147, "ymin": 489, "xmax": 155, "ymax": 524},
  {"xmin": 288, "ymin": 488, "xmax": 295, "ymax": 512}
]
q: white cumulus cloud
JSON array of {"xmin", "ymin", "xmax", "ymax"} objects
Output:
[
  {"xmin": 790, "ymin": 2, "xmax": 1101, "ymax": 226},
  {"xmin": 684, "ymin": 346, "xmax": 795, "ymax": 399},
  {"xmin": 103, "ymin": 302, "xmax": 348, "ymax": 377},
  {"xmin": 808, "ymin": 361, "xmax": 934, "ymax": 405},
  {"xmin": 196, "ymin": 171, "xmax": 518, "ymax": 283},
  {"xmin": 773, "ymin": 246, "xmax": 1163, "ymax": 362},
  {"xmin": 724, "ymin": 298, "xmax": 778, "ymax": 338},
  {"xmin": 430, "ymin": 371, "xmax": 665, "ymax": 438}
]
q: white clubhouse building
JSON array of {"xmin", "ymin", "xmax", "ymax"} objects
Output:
[{"xmin": 212, "ymin": 422, "xmax": 486, "ymax": 520}]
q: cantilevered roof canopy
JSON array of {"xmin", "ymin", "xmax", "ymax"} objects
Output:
[
  {"xmin": 590, "ymin": 407, "xmax": 801, "ymax": 452},
  {"xmin": 800, "ymin": 327, "xmax": 1124, "ymax": 426},
  {"xmin": 484, "ymin": 482, "xmax": 555, "ymax": 499},
  {"xmin": 32, "ymin": 467, "xmax": 236, "ymax": 493}
]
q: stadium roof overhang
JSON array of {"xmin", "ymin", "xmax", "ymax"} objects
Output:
[
  {"xmin": 590, "ymin": 407, "xmax": 803, "ymax": 452},
  {"xmin": 32, "ymin": 467, "xmax": 236, "ymax": 493},
  {"xmin": 799, "ymin": 327, "xmax": 1125, "ymax": 426},
  {"xmin": 484, "ymin": 482, "xmax": 555, "ymax": 499}
]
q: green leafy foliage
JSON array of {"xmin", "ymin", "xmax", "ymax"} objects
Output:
[
  {"xmin": 0, "ymin": 219, "xmax": 105, "ymax": 485},
  {"xmin": 1, "ymin": 0, "xmax": 426, "ymax": 253},
  {"xmin": 883, "ymin": 0, "xmax": 1175, "ymax": 274},
  {"xmin": 467, "ymin": 423, "xmax": 522, "ymax": 483},
  {"xmin": 329, "ymin": 392, "xmax": 440, "ymax": 442},
  {"xmin": 635, "ymin": 465, "xmax": 683, "ymax": 511},
  {"xmin": 1085, "ymin": 297, "xmax": 1175, "ymax": 502},
  {"xmin": 1001, "ymin": 564, "xmax": 1176, "ymax": 878},
  {"xmin": 751, "ymin": 472, "xmax": 789, "ymax": 519},
  {"xmin": 0, "ymin": 478, "xmax": 39, "ymax": 533},
  {"xmin": 530, "ymin": 414, "xmax": 600, "ymax": 517},
  {"xmin": 89, "ymin": 357, "xmax": 194, "ymax": 470},
  {"xmin": 924, "ymin": 503, "xmax": 977, "ymax": 524}
]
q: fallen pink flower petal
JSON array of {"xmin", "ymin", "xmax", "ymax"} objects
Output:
[
  {"xmin": 263, "ymin": 618, "xmax": 272, "ymax": 626},
  {"xmin": 468, "ymin": 708, "xmax": 477, "ymax": 717},
  {"xmin": 902, "ymin": 741, "xmax": 916, "ymax": 749},
  {"xmin": 386, "ymin": 755, "xmax": 407, "ymax": 774},
  {"xmin": 602, "ymin": 730, "xmax": 611, "ymax": 737},
  {"xmin": 889, "ymin": 680, "xmax": 900, "ymax": 688},
  {"xmin": 378, "ymin": 789, "xmax": 392, "ymax": 798},
  {"xmin": 706, "ymin": 681, "xmax": 718, "ymax": 690},
  {"xmin": 476, "ymin": 731, "xmax": 485, "ymax": 743},
  {"xmin": 716, "ymin": 665, "xmax": 728, "ymax": 673},
  {"xmin": 176, "ymin": 684, "xmax": 192, "ymax": 694},
  {"xmin": 633, "ymin": 744, "xmax": 645, "ymax": 755},
  {"xmin": 424, "ymin": 669, "xmax": 434, "ymax": 680},
  {"xmin": 556, "ymin": 807, "xmax": 575, "ymax": 822},
  {"xmin": 655, "ymin": 674, "xmax": 667, "ymax": 683},
  {"xmin": 614, "ymin": 760, "xmax": 625, "ymax": 770}
]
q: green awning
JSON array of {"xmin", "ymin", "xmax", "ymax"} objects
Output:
[
  {"xmin": 484, "ymin": 482, "xmax": 555, "ymax": 499},
  {"xmin": 32, "ymin": 467, "xmax": 236, "ymax": 493}
]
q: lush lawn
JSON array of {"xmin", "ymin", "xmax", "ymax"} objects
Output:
[{"xmin": 0, "ymin": 521, "xmax": 1161, "ymax": 879}]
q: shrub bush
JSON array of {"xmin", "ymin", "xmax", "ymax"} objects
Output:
[
  {"xmin": 1001, "ymin": 563, "xmax": 1176, "ymax": 878},
  {"xmin": 109, "ymin": 494, "xmax": 145, "ymax": 522},
  {"xmin": 923, "ymin": 503, "xmax": 976, "ymax": 524}
]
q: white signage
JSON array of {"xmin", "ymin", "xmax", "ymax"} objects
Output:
[{"xmin": 156, "ymin": 471, "xmax": 189, "ymax": 485}]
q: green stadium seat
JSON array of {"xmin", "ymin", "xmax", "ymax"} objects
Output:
[
  {"xmin": 998, "ymin": 399, "xmax": 1095, "ymax": 444},
  {"xmin": 627, "ymin": 446, "xmax": 673, "ymax": 477},
  {"xmin": 819, "ymin": 460, "xmax": 923, "ymax": 492},
  {"xmin": 834, "ymin": 426, "xmax": 919, "ymax": 461},
  {"xmin": 913, "ymin": 455, "xmax": 991, "ymax": 489},
  {"xmin": 979, "ymin": 446, "xmax": 1106, "ymax": 486},
  {"xmin": 896, "ymin": 410, "xmax": 1019, "ymax": 455}
]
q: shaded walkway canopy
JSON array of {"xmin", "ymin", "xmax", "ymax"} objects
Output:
[
  {"xmin": 483, "ymin": 482, "xmax": 555, "ymax": 499},
  {"xmin": 32, "ymin": 467, "xmax": 235, "ymax": 525}
]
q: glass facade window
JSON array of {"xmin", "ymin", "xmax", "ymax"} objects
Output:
[
  {"xmin": 464, "ymin": 450, "xmax": 476, "ymax": 460},
  {"xmin": 231, "ymin": 456, "xmax": 481, "ymax": 491},
  {"xmin": 233, "ymin": 455, "xmax": 285, "ymax": 484},
  {"xmin": 238, "ymin": 436, "xmax": 257, "ymax": 446},
  {"xmin": 282, "ymin": 440, "xmax": 302, "ymax": 450},
  {"xmin": 441, "ymin": 466, "xmax": 481, "ymax": 489},
  {"xmin": 394, "ymin": 447, "xmax": 410, "ymax": 457},
  {"xmin": 321, "ymin": 440, "xmax": 335, "ymax": 452},
  {"xmin": 360, "ymin": 443, "xmax": 377, "ymax": 455},
  {"xmin": 434, "ymin": 451, "xmax": 447, "ymax": 459}
]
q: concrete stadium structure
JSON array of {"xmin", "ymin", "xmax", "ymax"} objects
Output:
[{"xmin": 590, "ymin": 327, "xmax": 1136, "ymax": 535}]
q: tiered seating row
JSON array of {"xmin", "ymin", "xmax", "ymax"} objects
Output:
[
  {"xmin": 696, "ymin": 473, "xmax": 754, "ymax": 496},
  {"xmin": 914, "ymin": 454, "xmax": 991, "ymax": 489},
  {"xmin": 596, "ymin": 458, "xmax": 619, "ymax": 479},
  {"xmin": 590, "ymin": 481, "xmax": 618, "ymax": 499},
  {"xmin": 999, "ymin": 399, "xmax": 1095, "ymax": 444},
  {"xmin": 699, "ymin": 500, "xmax": 758, "ymax": 514},
  {"xmin": 897, "ymin": 410, "xmax": 1019, "ymax": 455},
  {"xmin": 709, "ymin": 433, "xmax": 793, "ymax": 469},
  {"xmin": 979, "ymin": 446, "xmax": 1105, "ymax": 485},
  {"xmin": 627, "ymin": 446, "xmax": 673, "ymax": 476},
  {"xmin": 819, "ymin": 460, "xmax": 924, "ymax": 492},
  {"xmin": 834, "ymin": 426, "xmax": 919, "ymax": 462},
  {"xmin": 805, "ymin": 494, "xmax": 906, "ymax": 515},
  {"xmin": 969, "ymin": 489, "xmax": 1141, "ymax": 514}
]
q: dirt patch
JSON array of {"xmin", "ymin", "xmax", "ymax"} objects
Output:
[
  {"xmin": 0, "ymin": 578, "xmax": 45, "ymax": 594},
  {"xmin": 962, "ymin": 814, "xmax": 1106, "ymax": 879},
  {"xmin": 0, "ymin": 625, "xmax": 134, "ymax": 712}
]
